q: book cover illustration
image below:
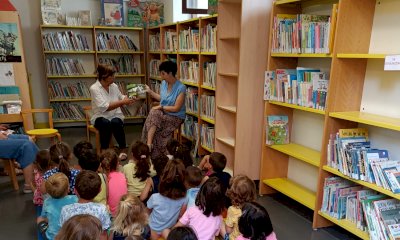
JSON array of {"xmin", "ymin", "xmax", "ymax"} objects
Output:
[
  {"xmin": 41, "ymin": 0, "xmax": 64, "ymax": 25},
  {"xmin": 264, "ymin": 71, "xmax": 275, "ymax": 100},
  {"xmin": 127, "ymin": 0, "xmax": 164, "ymax": 27},
  {"xmin": 266, "ymin": 115, "xmax": 289, "ymax": 145},
  {"xmin": 102, "ymin": 0, "xmax": 124, "ymax": 26},
  {"xmin": 0, "ymin": 23, "xmax": 21, "ymax": 62},
  {"xmin": 78, "ymin": 10, "xmax": 92, "ymax": 26},
  {"xmin": 126, "ymin": 83, "xmax": 146, "ymax": 99}
]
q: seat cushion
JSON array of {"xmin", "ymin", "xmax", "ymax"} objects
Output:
[{"xmin": 27, "ymin": 128, "xmax": 58, "ymax": 136}]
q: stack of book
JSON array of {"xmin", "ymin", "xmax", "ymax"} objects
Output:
[
  {"xmin": 182, "ymin": 115, "xmax": 198, "ymax": 140},
  {"xmin": 264, "ymin": 68, "xmax": 329, "ymax": 110},
  {"xmin": 42, "ymin": 31, "xmax": 90, "ymax": 51},
  {"xmin": 201, "ymin": 123, "xmax": 214, "ymax": 151},
  {"xmin": 200, "ymin": 94, "xmax": 215, "ymax": 120},
  {"xmin": 149, "ymin": 59, "xmax": 161, "ymax": 78},
  {"xmin": 48, "ymin": 81, "xmax": 91, "ymax": 99},
  {"xmin": 180, "ymin": 60, "xmax": 199, "ymax": 84},
  {"xmin": 51, "ymin": 102, "xmax": 85, "ymax": 120},
  {"xmin": 150, "ymin": 80, "xmax": 161, "ymax": 94},
  {"xmin": 46, "ymin": 57, "xmax": 86, "ymax": 76},
  {"xmin": 185, "ymin": 87, "xmax": 198, "ymax": 114},
  {"xmin": 179, "ymin": 27, "xmax": 199, "ymax": 52},
  {"xmin": 163, "ymin": 30, "xmax": 177, "ymax": 52},
  {"xmin": 149, "ymin": 33, "xmax": 160, "ymax": 51},
  {"xmin": 203, "ymin": 62, "xmax": 216, "ymax": 89},
  {"xmin": 98, "ymin": 56, "xmax": 139, "ymax": 74},
  {"xmin": 201, "ymin": 23, "xmax": 217, "ymax": 53},
  {"xmin": 96, "ymin": 33, "xmax": 138, "ymax": 51}
]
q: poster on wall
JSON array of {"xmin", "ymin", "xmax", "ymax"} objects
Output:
[
  {"xmin": 0, "ymin": 23, "xmax": 21, "ymax": 62},
  {"xmin": 102, "ymin": 0, "xmax": 124, "ymax": 26},
  {"xmin": 127, "ymin": 0, "xmax": 164, "ymax": 28},
  {"xmin": 41, "ymin": 0, "xmax": 64, "ymax": 25}
]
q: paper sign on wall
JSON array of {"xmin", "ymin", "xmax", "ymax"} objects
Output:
[
  {"xmin": 0, "ymin": 63, "xmax": 15, "ymax": 86},
  {"xmin": 384, "ymin": 55, "xmax": 400, "ymax": 71}
]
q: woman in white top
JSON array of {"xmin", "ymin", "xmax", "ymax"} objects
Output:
[{"xmin": 90, "ymin": 64, "xmax": 136, "ymax": 153}]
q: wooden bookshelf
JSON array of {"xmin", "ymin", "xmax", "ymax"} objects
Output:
[
  {"xmin": 268, "ymin": 143, "xmax": 320, "ymax": 167},
  {"xmin": 40, "ymin": 25, "xmax": 147, "ymax": 124},
  {"xmin": 269, "ymin": 101, "xmax": 326, "ymax": 115}
]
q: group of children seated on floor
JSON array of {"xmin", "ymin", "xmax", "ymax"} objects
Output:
[{"xmin": 32, "ymin": 139, "xmax": 277, "ymax": 240}]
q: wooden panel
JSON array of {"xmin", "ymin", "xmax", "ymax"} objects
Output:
[{"xmin": 217, "ymin": 2, "xmax": 241, "ymax": 39}]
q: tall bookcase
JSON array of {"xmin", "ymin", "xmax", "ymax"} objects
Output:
[
  {"xmin": 40, "ymin": 25, "xmax": 147, "ymax": 126},
  {"xmin": 260, "ymin": 0, "xmax": 400, "ymax": 238},
  {"xmin": 215, "ymin": 0, "xmax": 269, "ymax": 179},
  {"xmin": 147, "ymin": 15, "xmax": 218, "ymax": 157}
]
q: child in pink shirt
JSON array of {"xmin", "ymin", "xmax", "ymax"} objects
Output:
[
  {"xmin": 100, "ymin": 149, "xmax": 127, "ymax": 217},
  {"xmin": 236, "ymin": 202, "xmax": 277, "ymax": 240},
  {"xmin": 166, "ymin": 177, "xmax": 225, "ymax": 240}
]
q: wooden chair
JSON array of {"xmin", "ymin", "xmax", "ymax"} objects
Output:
[
  {"xmin": 83, "ymin": 106, "xmax": 113, "ymax": 155},
  {"xmin": 1, "ymin": 159, "xmax": 19, "ymax": 190},
  {"xmin": 21, "ymin": 109, "xmax": 61, "ymax": 144}
]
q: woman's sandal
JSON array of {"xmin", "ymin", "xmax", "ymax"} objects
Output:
[{"xmin": 23, "ymin": 183, "xmax": 33, "ymax": 194}]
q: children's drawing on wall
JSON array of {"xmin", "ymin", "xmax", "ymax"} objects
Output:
[
  {"xmin": 127, "ymin": 0, "xmax": 164, "ymax": 28},
  {"xmin": 0, "ymin": 23, "xmax": 21, "ymax": 62},
  {"xmin": 102, "ymin": 0, "xmax": 124, "ymax": 26}
]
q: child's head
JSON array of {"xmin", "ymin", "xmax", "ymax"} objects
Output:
[
  {"xmin": 167, "ymin": 226, "xmax": 198, "ymax": 240},
  {"xmin": 73, "ymin": 140, "xmax": 93, "ymax": 160},
  {"xmin": 185, "ymin": 166, "xmax": 203, "ymax": 188},
  {"xmin": 49, "ymin": 142, "xmax": 72, "ymax": 178},
  {"xmin": 112, "ymin": 193, "xmax": 148, "ymax": 236},
  {"xmin": 174, "ymin": 145, "xmax": 193, "ymax": 168},
  {"xmin": 100, "ymin": 149, "xmax": 119, "ymax": 174},
  {"xmin": 130, "ymin": 141, "xmax": 150, "ymax": 182},
  {"xmin": 55, "ymin": 214, "xmax": 102, "ymax": 240},
  {"xmin": 226, "ymin": 175, "xmax": 257, "ymax": 208},
  {"xmin": 78, "ymin": 149, "xmax": 99, "ymax": 172},
  {"xmin": 75, "ymin": 170, "xmax": 101, "ymax": 200},
  {"xmin": 238, "ymin": 202, "xmax": 274, "ymax": 240},
  {"xmin": 159, "ymin": 159, "xmax": 186, "ymax": 199},
  {"xmin": 45, "ymin": 172, "xmax": 69, "ymax": 199},
  {"xmin": 166, "ymin": 138, "xmax": 179, "ymax": 156},
  {"xmin": 209, "ymin": 152, "xmax": 227, "ymax": 173},
  {"xmin": 152, "ymin": 154, "xmax": 169, "ymax": 177},
  {"xmin": 34, "ymin": 149, "xmax": 52, "ymax": 173},
  {"xmin": 195, "ymin": 177, "xmax": 225, "ymax": 217}
]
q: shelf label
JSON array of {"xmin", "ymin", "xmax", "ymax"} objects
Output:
[{"xmin": 384, "ymin": 55, "xmax": 400, "ymax": 71}]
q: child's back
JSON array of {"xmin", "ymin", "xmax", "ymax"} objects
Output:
[{"xmin": 185, "ymin": 166, "xmax": 203, "ymax": 208}]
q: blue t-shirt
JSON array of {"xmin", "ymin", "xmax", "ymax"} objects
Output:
[
  {"xmin": 147, "ymin": 193, "xmax": 186, "ymax": 233},
  {"xmin": 41, "ymin": 195, "xmax": 78, "ymax": 240},
  {"xmin": 60, "ymin": 202, "xmax": 111, "ymax": 230},
  {"xmin": 186, "ymin": 187, "xmax": 200, "ymax": 209},
  {"xmin": 160, "ymin": 80, "xmax": 186, "ymax": 119}
]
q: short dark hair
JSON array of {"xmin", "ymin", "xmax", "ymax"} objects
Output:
[
  {"xmin": 167, "ymin": 226, "xmax": 198, "ymax": 240},
  {"xmin": 239, "ymin": 202, "xmax": 274, "ymax": 239},
  {"xmin": 152, "ymin": 154, "xmax": 169, "ymax": 176},
  {"xmin": 166, "ymin": 139, "xmax": 180, "ymax": 156},
  {"xmin": 195, "ymin": 177, "xmax": 225, "ymax": 217},
  {"xmin": 209, "ymin": 152, "xmax": 227, "ymax": 173},
  {"xmin": 159, "ymin": 61, "xmax": 177, "ymax": 77},
  {"xmin": 97, "ymin": 63, "xmax": 116, "ymax": 81},
  {"xmin": 75, "ymin": 170, "xmax": 101, "ymax": 200},
  {"xmin": 78, "ymin": 150, "xmax": 99, "ymax": 172},
  {"xmin": 185, "ymin": 166, "xmax": 203, "ymax": 188},
  {"xmin": 159, "ymin": 159, "xmax": 186, "ymax": 199}
]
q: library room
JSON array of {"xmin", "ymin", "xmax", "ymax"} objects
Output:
[{"xmin": 1, "ymin": 0, "xmax": 400, "ymax": 239}]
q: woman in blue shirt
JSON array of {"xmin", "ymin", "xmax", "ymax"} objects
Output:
[{"xmin": 142, "ymin": 61, "xmax": 186, "ymax": 158}]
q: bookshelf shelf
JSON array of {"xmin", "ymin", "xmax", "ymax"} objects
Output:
[
  {"xmin": 149, "ymin": 51, "xmax": 161, "ymax": 54},
  {"xmin": 44, "ymin": 51, "xmax": 95, "ymax": 54},
  {"xmin": 162, "ymin": 51, "xmax": 178, "ymax": 54},
  {"xmin": 271, "ymin": 53, "xmax": 332, "ymax": 58},
  {"xmin": 201, "ymin": 52, "xmax": 217, "ymax": 55},
  {"xmin": 94, "ymin": 26, "xmax": 143, "ymax": 31},
  {"xmin": 329, "ymin": 111, "xmax": 400, "ymax": 131},
  {"xmin": 150, "ymin": 76, "xmax": 162, "ymax": 81},
  {"xmin": 200, "ymin": 116, "xmax": 215, "ymax": 125},
  {"xmin": 323, "ymin": 166, "xmax": 400, "ymax": 201},
  {"xmin": 54, "ymin": 119, "xmax": 86, "ymax": 123},
  {"xmin": 115, "ymin": 74, "xmax": 145, "ymax": 78},
  {"xmin": 178, "ymin": 52, "xmax": 200, "ymax": 55},
  {"xmin": 49, "ymin": 98, "xmax": 91, "ymax": 102},
  {"xmin": 186, "ymin": 111, "xmax": 198, "ymax": 118},
  {"xmin": 96, "ymin": 51, "xmax": 145, "ymax": 54},
  {"xmin": 47, "ymin": 75, "xmax": 97, "ymax": 79},
  {"xmin": 41, "ymin": 25, "xmax": 93, "ymax": 29},
  {"xmin": 218, "ymin": 72, "xmax": 238, "ymax": 77},
  {"xmin": 181, "ymin": 134, "xmax": 193, "ymax": 142},
  {"xmin": 318, "ymin": 211, "xmax": 369, "ymax": 240},
  {"xmin": 216, "ymin": 137, "xmax": 236, "ymax": 148},
  {"xmin": 200, "ymin": 85, "xmax": 216, "ymax": 91},
  {"xmin": 268, "ymin": 143, "xmax": 320, "ymax": 167},
  {"xmin": 201, "ymin": 144, "xmax": 214, "ymax": 153},
  {"xmin": 217, "ymin": 105, "xmax": 237, "ymax": 113},
  {"xmin": 181, "ymin": 81, "xmax": 199, "ymax": 87},
  {"xmin": 274, "ymin": 0, "xmax": 301, "ymax": 5},
  {"xmin": 0, "ymin": 114, "xmax": 22, "ymax": 123},
  {"xmin": 263, "ymin": 178, "xmax": 316, "ymax": 210},
  {"xmin": 336, "ymin": 53, "xmax": 387, "ymax": 59},
  {"xmin": 269, "ymin": 101, "xmax": 326, "ymax": 115}
]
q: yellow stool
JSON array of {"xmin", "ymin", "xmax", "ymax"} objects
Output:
[{"xmin": 21, "ymin": 109, "xmax": 62, "ymax": 144}]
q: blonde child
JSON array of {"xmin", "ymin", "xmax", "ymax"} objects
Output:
[
  {"xmin": 123, "ymin": 141, "xmax": 155, "ymax": 197},
  {"xmin": 237, "ymin": 202, "xmax": 277, "ymax": 240},
  {"xmin": 100, "ymin": 149, "xmax": 127, "ymax": 217},
  {"xmin": 147, "ymin": 159, "xmax": 187, "ymax": 240},
  {"xmin": 225, "ymin": 175, "xmax": 257, "ymax": 240},
  {"xmin": 110, "ymin": 193, "xmax": 150, "ymax": 239},
  {"xmin": 166, "ymin": 177, "xmax": 225, "ymax": 240},
  {"xmin": 55, "ymin": 214, "xmax": 102, "ymax": 240},
  {"xmin": 42, "ymin": 142, "xmax": 80, "ymax": 195},
  {"xmin": 37, "ymin": 173, "xmax": 78, "ymax": 240}
]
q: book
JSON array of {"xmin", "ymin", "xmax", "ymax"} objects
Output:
[
  {"xmin": 78, "ymin": 10, "xmax": 91, "ymax": 26},
  {"xmin": 264, "ymin": 71, "xmax": 275, "ymax": 100},
  {"xmin": 102, "ymin": 0, "xmax": 124, "ymax": 26},
  {"xmin": 126, "ymin": 83, "xmax": 146, "ymax": 99},
  {"xmin": 266, "ymin": 115, "xmax": 289, "ymax": 145}
]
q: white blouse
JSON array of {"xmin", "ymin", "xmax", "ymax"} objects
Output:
[{"xmin": 89, "ymin": 80, "xmax": 125, "ymax": 124}]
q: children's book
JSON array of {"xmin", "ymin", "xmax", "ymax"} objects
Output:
[
  {"xmin": 78, "ymin": 10, "xmax": 91, "ymax": 26},
  {"xmin": 264, "ymin": 71, "xmax": 275, "ymax": 100},
  {"xmin": 266, "ymin": 115, "xmax": 289, "ymax": 145},
  {"xmin": 101, "ymin": 0, "xmax": 124, "ymax": 26},
  {"xmin": 126, "ymin": 83, "xmax": 146, "ymax": 99}
]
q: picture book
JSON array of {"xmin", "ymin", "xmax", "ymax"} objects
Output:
[
  {"xmin": 102, "ymin": 0, "xmax": 124, "ymax": 26},
  {"xmin": 264, "ymin": 71, "xmax": 275, "ymax": 100},
  {"xmin": 78, "ymin": 10, "xmax": 91, "ymax": 26},
  {"xmin": 127, "ymin": 0, "xmax": 164, "ymax": 27},
  {"xmin": 126, "ymin": 83, "xmax": 146, "ymax": 99},
  {"xmin": 266, "ymin": 115, "xmax": 289, "ymax": 145}
]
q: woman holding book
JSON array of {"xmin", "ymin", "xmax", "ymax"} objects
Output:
[
  {"xmin": 142, "ymin": 61, "xmax": 186, "ymax": 158},
  {"xmin": 90, "ymin": 64, "xmax": 136, "ymax": 155},
  {"xmin": 0, "ymin": 124, "xmax": 37, "ymax": 193}
]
